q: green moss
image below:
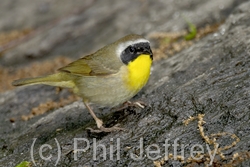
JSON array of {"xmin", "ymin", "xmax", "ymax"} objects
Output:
[
  {"xmin": 184, "ymin": 20, "xmax": 197, "ymax": 40},
  {"xmin": 15, "ymin": 161, "xmax": 31, "ymax": 167}
]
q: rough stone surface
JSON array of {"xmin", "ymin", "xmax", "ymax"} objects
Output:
[{"xmin": 0, "ymin": 1, "xmax": 250, "ymax": 167}]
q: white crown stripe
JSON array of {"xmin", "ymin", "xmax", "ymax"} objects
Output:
[{"xmin": 116, "ymin": 39, "xmax": 150, "ymax": 58}]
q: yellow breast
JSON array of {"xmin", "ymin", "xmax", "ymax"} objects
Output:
[{"xmin": 124, "ymin": 54, "xmax": 152, "ymax": 92}]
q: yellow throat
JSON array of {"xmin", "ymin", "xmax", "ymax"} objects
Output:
[{"xmin": 125, "ymin": 54, "xmax": 152, "ymax": 91}]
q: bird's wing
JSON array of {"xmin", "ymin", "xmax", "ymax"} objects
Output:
[{"xmin": 58, "ymin": 52, "xmax": 122, "ymax": 76}]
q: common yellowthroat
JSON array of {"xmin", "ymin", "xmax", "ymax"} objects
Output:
[{"xmin": 12, "ymin": 34, "xmax": 153, "ymax": 132}]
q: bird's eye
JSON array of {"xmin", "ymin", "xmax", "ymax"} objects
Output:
[{"xmin": 129, "ymin": 46, "xmax": 136, "ymax": 53}]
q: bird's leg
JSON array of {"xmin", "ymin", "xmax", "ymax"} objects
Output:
[
  {"xmin": 83, "ymin": 101, "xmax": 125, "ymax": 133},
  {"xmin": 83, "ymin": 101, "xmax": 103, "ymax": 128}
]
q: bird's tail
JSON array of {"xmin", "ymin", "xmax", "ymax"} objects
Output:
[{"xmin": 12, "ymin": 72, "xmax": 76, "ymax": 89}]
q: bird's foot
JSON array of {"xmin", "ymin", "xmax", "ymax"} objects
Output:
[
  {"xmin": 129, "ymin": 101, "xmax": 147, "ymax": 108},
  {"xmin": 114, "ymin": 100, "xmax": 147, "ymax": 111}
]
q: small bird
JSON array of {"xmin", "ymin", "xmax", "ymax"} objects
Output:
[{"xmin": 12, "ymin": 34, "xmax": 153, "ymax": 132}]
